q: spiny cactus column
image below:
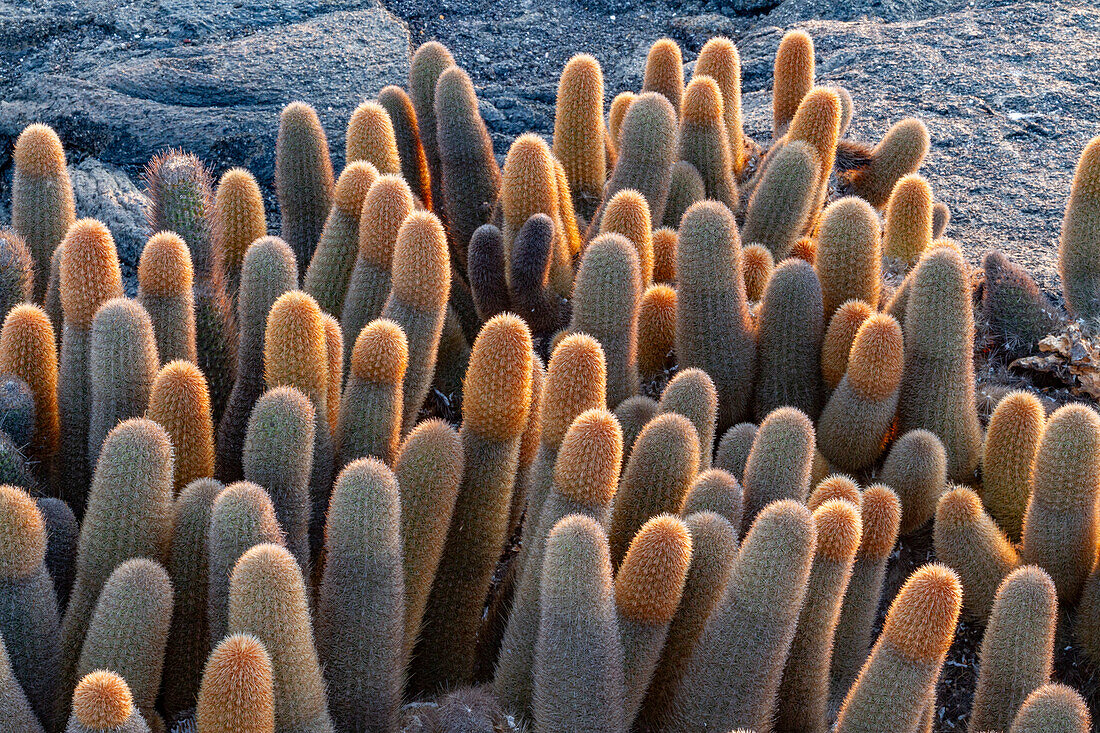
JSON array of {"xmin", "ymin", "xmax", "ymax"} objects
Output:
[
  {"xmin": 676, "ymin": 201, "xmax": 755, "ymax": 429},
  {"xmin": 714, "ymin": 422, "xmax": 757, "ymax": 483},
  {"xmin": 741, "ymin": 141, "xmax": 819, "ymax": 260},
  {"xmin": 196, "ymin": 634, "xmax": 275, "ymax": 733},
  {"xmin": 599, "ymin": 189, "xmax": 654, "ymax": 286},
  {"xmin": 934, "ymin": 487, "xmax": 1019, "ymax": 620},
  {"xmin": 227, "ymin": 544, "xmax": 334, "ymax": 733},
  {"xmin": 969, "ymin": 566, "xmax": 1057, "ymax": 733},
  {"xmin": 0, "ymin": 485, "xmax": 61, "ymax": 728},
  {"xmin": 693, "ymin": 37, "xmax": 745, "ymax": 174},
  {"xmin": 883, "ymin": 174, "xmax": 933, "ymax": 267},
  {"xmin": 679, "ymin": 77, "xmax": 737, "ymax": 211},
  {"xmin": 212, "ymin": 168, "xmax": 267, "ymax": 300},
  {"xmin": 662, "ymin": 161, "xmax": 706, "ymax": 231},
  {"xmin": 741, "ymin": 244, "xmax": 773, "ymax": 303},
  {"xmin": 45, "ymin": 243, "xmax": 65, "ymax": 335},
  {"xmin": 215, "ymin": 236, "xmax": 297, "ymax": 483},
  {"xmin": 66, "ymin": 671, "xmax": 150, "ymax": 733},
  {"xmin": 0, "ymin": 305, "xmax": 59, "ymax": 471},
  {"xmin": 741, "ymin": 406, "xmax": 815, "ymax": 531},
  {"xmin": 569, "ymin": 233, "xmax": 641, "ymax": 408},
  {"xmin": 36, "ymin": 496, "xmax": 77, "ymax": 615},
  {"xmin": 409, "ymin": 41, "xmax": 456, "ymax": 222},
  {"xmin": 377, "ymin": 85, "xmax": 433, "ymax": 210},
  {"xmin": 147, "ymin": 361, "xmax": 214, "ymax": 494},
  {"xmin": 651, "ymin": 228, "xmax": 677, "ymax": 283},
  {"xmin": 346, "ymin": 101, "xmax": 401, "ymax": 175},
  {"xmin": 508, "ymin": 214, "xmax": 571, "ymax": 334},
  {"xmin": 808, "ymin": 474, "xmax": 860, "ymax": 510},
  {"xmin": 507, "ymin": 354, "xmax": 546, "ymax": 538},
  {"xmin": 637, "ymin": 285, "xmax": 676, "ymax": 381},
  {"xmin": 607, "ymin": 92, "xmax": 636, "ymax": 155},
  {"xmin": 659, "ymin": 368, "xmax": 717, "ymax": 472},
  {"xmin": 317, "ymin": 459, "xmax": 404, "ymax": 733},
  {"xmin": 75, "ymin": 558, "xmax": 173, "ymax": 732},
  {"xmin": 773, "ymin": 31, "xmax": 815, "ymax": 137},
  {"xmin": 1020, "ymin": 403, "xmax": 1100, "ymax": 603},
  {"xmin": 786, "ymin": 87, "xmax": 842, "ymax": 220},
  {"xmin": 616, "ymin": 514, "xmax": 692, "ymax": 726},
  {"xmin": 897, "ymin": 246, "xmax": 983, "ymax": 483},
  {"xmin": 846, "ymin": 118, "xmax": 930, "ymax": 209},
  {"xmin": 834, "ymin": 564, "xmax": 962, "ymax": 733},
  {"xmin": 667, "ymin": 500, "xmax": 816, "ymax": 733},
  {"xmin": 682, "ymin": 469, "xmax": 742, "ymax": 528},
  {"xmin": 242, "ymin": 387, "xmax": 314, "ymax": 569},
  {"xmin": 436, "ymin": 66, "xmax": 502, "ymax": 266},
  {"xmin": 817, "ymin": 197, "xmax": 881, "ymax": 321},
  {"xmin": 414, "ymin": 314, "xmax": 532, "ymax": 691},
  {"xmin": 532, "ymin": 515, "xmax": 626, "ymax": 733},
  {"xmin": 776, "ymin": 499, "xmax": 862, "ymax": 733},
  {"xmin": 335, "ymin": 319, "xmax": 407, "ymax": 468},
  {"xmin": 0, "ymin": 229, "xmax": 33, "ymax": 317},
  {"xmin": 1009, "ymin": 684, "xmax": 1092, "ymax": 733},
  {"xmin": 276, "ymin": 102, "xmax": 335, "ymax": 276},
  {"xmin": 322, "ymin": 314, "xmax": 342, "ymax": 436},
  {"xmin": 468, "ymin": 224, "xmax": 509, "ymax": 323},
  {"xmin": 393, "ymin": 419, "xmax": 463, "ymax": 659},
  {"xmin": 12, "ymin": 124, "xmax": 75, "ymax": 303},
  {"xmin": 0, "ymin": 632, "xmax": 44, "ymax": 733},
  {"xmin": 643, "ymin": 39, "xmax": 684, "ymax": 113},
  {"xmin": 817, "ymin": 313, "xmax": 904, "ymax": 472},
  {"xmin": 137, "ymin": 232, "xmax": 197, "ymax": 365},
  {"xmin": 1058, "ymin": 136, "xmax": 1100, "ymax": 325},
  {"xmin": 982, "ymin": 250, "xmax": 1061, "ymax": 357},
  {"xmin": 820, "ymin": 299, "xmax": 873, "ymax": 391},
  {"xmin": 57, "ymin": 219, "xmax": 124, "ymax": 513},
  {"xmin": 303, "ymin": 161, "xmax": 378, "ymax": 318},
  {"xmin": 880, "ymin": 429, "xmax": 948, "ymax": 536}
]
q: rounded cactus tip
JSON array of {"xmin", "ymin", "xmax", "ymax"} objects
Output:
[
  {"xmin": 847, "ymin": 312, "xmax": 904, "ymax": 399},
  {"xmin": 553, "ymin": 408, "xmax": 623, "ymax": 507},
  {"xmin": 563, "ymin": 52, "xmax": 603, "ymax": 82},
  {"xmin": 351, "ymin": 318, "xmax": 409, "ymax": 383},
  {"xmin": 682, "ymin": 75, "xmax": 724, "ymax": 122},
  {"xmin": 333, "ymin": 160, "xmax": 380, "ymax": 216},
  {"xmin": 73, "ymin": 670, "xmax": 135, "ymax": 730},
  {"xmin": 935, "ymin": 485, "xmax": 983, "ymax": 528},
  {"xmin": 60, "ymin": 218, "xmax": 123, "ymax": 325},
  {"xmin": 462, "ymin": 313, "xmax": 534, "ymax": 441},
  {"xmin": 4, "ymin": 302, "xmax": 54, "ymax": 341},
  {"xmin": 859, "ymin": 484, "xmax": 902, "ymax": 559},
  {"xmin": 812, "ymin": 499, "xmax": 862, "ymax": 561},
  {"xmin": 14, "ymin": 123, "xmax": 67, "ymax": 178},
  {"xmin": 808, "ymin": 474, "xmax": 860, "ymax": 510},
  {"xmin": 204, "ymin": 633, "xmax": 273, "ymax": 685},
  {"xmin": 281, "ymin": 100, "xmax": 322, "ymax": 126},
  {"xmin": 616, "ymin": 513, "xmax": 693, "ymax": 625},
  {"xmin": 742, "ymin": 244, "xmax": 774, "ymax": 300},
  {"xmin": 138, "ymin": 231, "xmax": 194, "ymax": 296},
  {"xmin": 390, "ymin": 210, "xmax": 450, "ymax": 311},
  {"xmin": 881, "ymin": 563, "xmax": 962, "ymax": 662},
  {"xmin": 0, "ymin": 484, "xmax": 46, "ymax": 578}
]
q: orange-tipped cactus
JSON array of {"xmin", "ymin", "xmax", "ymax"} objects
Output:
[
  {"xmin": 12, "ymin": 124, "xmax": 75, "ymax": 303},
  {"xmin": 598, "ymin": 92, "xmax": 678, "ymax": 230},
  {"xmin": 275, "ymin": 101, "xmax": 335, "ymax": 275},
  {"xmin": 322, "ymin": 314, "xmax": 342, "ymax": 433},
  {"xmin": 346, "ymin": 100, "xmax": 401, "ymax": 175},
  {"xmin": 981, "ymin": 391, "xmax": 1044, "ymax": 543},
  {"xmin": 599, "ymin": 189, "xmax": 654, "ymax": 286},
  {"xmin": 146, "ymin": 360, "xmax": 214, "ymax": 494},
  {"xmin": 0, "ymin": 305, "xmax": 59, "ymax": 467},
  {"xmin": 816, "ymin": 197, "xmax": 882, "ymax": 321},
  {"xmin": 377, "ymin": 85, "xmax": 432, "ymax": 210},
  {"xmin": 643, "ymin": 39, "xmax": 685, "ymax": 113},
  {"xmin": 679, "ymin": 76, "xmax": 737, "ymax": 211},
  {"xmin": 693, "ymin": 37, "xmax": 745, "ymax": 174},
  {"xmin": 336, "ymin": 318, "xmax": 407, "ymax": 468},
  {"xmin": 196, "ymin": 634, "xmax": 275, "ymax": 733},
  {"xmin": 651, "ymin": 228, "xmax": 677, "ymax": 283},
  {"xmin": 845, "ymin": 118, "xmax": 930, "ymax": 209},
  {"xmin": 821, "ymin": 299, "xmax": 873, "ymax": 391},
  {"xmin": 212, "ymin": 167, "xmax": 267, "ymax": 299},
  {"xmin": 808, "ymin": 473, "xmax": 860, "ymax": 510},
  {"xmin": 1058, "ymin": 136, "xmax": 1100, "ymax": 324},
  {"xmin": 786, "ymin": 87, "xmax": 842, "ymax": 218},
  {"xmin": 742, "ymin": 244, "xmax": 774, "ymax": 304},
  {"xmin": 553, "ymin": 54, "xmax": 607, "ymax": 224},
  {"xmin": 637, "ymin": 284, "xmax": 677, "ymax": 380},
  {"xmin": 608, "ymin": 91, "xmax": 636, "ymax": 154},
  {"xmin": 137, "ymin": 231, "xmax": 197, "ymax": 365},
  {"xmin": 834, "ymin": 564, "xmax": 962, "ymax": 733},
  {"xmin": 68, "ymin": 670, "xmax": 148, "ymax": 733},
  {"xmin": 773, "ymin": 30, "xmax": 815, "ymax": 137},
  {"xmin": 882, "ymin": 173, "xmax": 933, "ymax": 267}
]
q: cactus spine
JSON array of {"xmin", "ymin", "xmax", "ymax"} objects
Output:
[
  {"xmin": 67, "ymin": 670, "xmax": 149, "ymax": 733},
  {"xmin": 773, "ymin": 31, "xmax": 815, "ymax": 137},
  {"xmin": 212, "ymin": 168, "xmax": 267, "ymax": 299},
  {"xmin": 741, "ymin": 406, "xmax": 815, "ymax": 530},
  {"xmin": 693, "ymin": 37, "xmax": 745, "ymax": 174},
  {"xmin": 0, "ymin": 305, "xmax": 59, "ymax": 469},
  {"xmin": 679, "ymin": 76, "xmax": 737, "ymax": 211},
  {"xmin": 882, "ymin": 174, "xmax": 933, "ymax": 267},
  {"xmin": 137, "ymin": 232, "xmax": 197, "ymax": 365},
  {"xmin": 196, "ymin": 634, "xmax": 275, "ymax": 733},
  {"xmin": 336, "ymin": 319, "xmax": 407, "ymax": 468},
  {"xmin": 1058, "ymin": 136, "xmax": 1100, "ymax": 324},
  {"xmin": 377, "ymin": 85, "xmax": 432, "ymax": 210},
  {"xmin": 147, "ymin": 361, "xmax": 214, "ymax": 494},
  {"xmin": 643, "ymin": 39, "xmax": 684, "ymax": 113},
  {"xmin": 275, "ymin": 102, "xmax": 335, "ymax": 275}
]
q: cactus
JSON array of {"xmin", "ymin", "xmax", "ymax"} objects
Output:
[
  {"xmin": 637, "ymin": 285, "xmax": 676, "ymax": 380},
  {"xmin": 227, "ymin": 543, "xmax": 333, "ymax": 733},
  {"xmin": 377, "ymin": 85, "xmax": 433, "ymax": 209},
  {"xmin": 714, "ymin": 422, "xmax": 757, "ymax": 484},
  {"xmin": 57, "ymin": 219, "xmax": 125, "ymax": 512},
  {"xmin": 468, "ymin": 224, "xmax": 509, "ymax": 323},
  {"xmin": 741, "ymin": 244, "xmax": 773, "ymax": 303},
  {"xmin": 682, "ymin": 468, "xmax": 742, "ymax": 528},
  {"xmin": 0, "ymin": 377, "xmax": 35, "ymax": 456},
  {"xmin": 637, "ymin": 511, "xmax": 737, "ymax": 731},
  {"xmin": 76, "ymin": 559, "xmax": 173, "ymax": 732},
  {"xmin": 679, "ymin": 76, "xmax": 737, "ymax": 211},
  {"xmin": 651, "ymin": 228, "xmax": 677, "ymax": 283},
  {"xmin": 317, "ymin": 459, "xmax": 404, "ymax": 733},
  {"xmin": 508, "ymin": 214, "xmax": 571, "ymax": 334},
  {"xmin": 882, "ymin": 174, "xmax": 933, "ymax": 267},
  {"xmin": 0, "ymin": 485, "xmax": 61, "ymax": 728},
  {"xmin": 45, "ymin": 243, "xmax": 65, "ymax": 337},
  {"xmin": 208, "ymin": 481, "xmax": 286, "ymax": 648},
  {"xmin": 322, "ymin": 314, "xmax": 342, "ymax": 435},
  {"xmin": 212, "ymin": 168, "xmax": 267, "ymax": 300},
  {"xmin": 345, "ymin": 101, "xmax": 401, "ymax": 175},
  {"xmin": 776, "ymin": 499, "xmax": 862, "ymax": 733},
  {"xmin": 741, "ymin": 406, "xmax": 815, "ymax": 530},
  {"xmin": 335, "ymin": 319, "xmax": 407, "ymax": 468},
  {"xmin": 880, "ymin": 429, "xmax": 948, "ymax": 535},
  {"xmin": 532, "ymin": 515, "xmax": 625, "ymax": 733},
  {"xmin": 791, "ymin": 236, "xmax": 817, "ymax": 264},
  {"xmin": 642, "ymin": 39, "xmax": 684, "ymax": 114},
  {"xmin": 553, "ymin": 54, "xmax": 606, "ymax": 225},
  {"xmin": 982, "ymin": 250, "xmax": 1061, "ymax": 355},
  {"xmin": 338, "ymin": 175, "xmax": 415, "ymax": 364},
  {"xmin": 196, "ymin": 634, "xmax": 275, "ymax": 733},
  {"xmin": 969, "ymin": 566, "xmax": 1057, "ymax": 733},
  {"xmin": 1009, "ymin": 684, "xmax": 1092, "ymax": 733},
  {"xmin": 67, "ymin": 671, "xmax": 149, "ymax": 733},
  {"xmin": 0, "ymin": 229, "xmax": 33, "ymax": 317},
  {"xmin": 569, "ymin": 234, "xmax": 641, "ymax": 408},
  {"xmin": 275, "ymin": 102, "xmax": 335, "ymax": 275},
  {"xmin": 393, "ymin": 419, "xmax": 463, "ymax": 658},
  {"xmin": 897, "ymin": 246, "xmax": 983, "ymax": 483},
  {"xmin": 816, "ymin": 197, "xmax": 881, "ymax": 321},
  {"xmin": 607, "ymin": 92, "xmax": 636, "ymax": 154},
  {"xmin": 435, "ymin": 66, "xmax": 501, "ymax": 267},
  {"xmin": 667, "ymin": 500, "xmax": 816, "ymax": 732},
  {"xmin": 808, "ymin": 473, "xmax": 860, "ymax": 510},
  {"xmin": 36, "ymin": 496, "xmax": 77, "ymax": 614},
  {"xmin": 87, "ymin": 298, "xmax": 159, "ymax": 463},
  {"xmin": 1078, "ymin": 553, "xmax": 1100, "ymax": 664},
  {"xmin": 303, "ymin": 161, "xmax": 378, "ymax": 318},
  {"xmin": 215, "ymin": 236, "xmax": 297, "ymax": 483},
  {"xmin": 773, "ymin": 30, "xmax": 815, "ymax": 138},
  {"xmin": 0, "ymin": 304, "xmax": 59, "ymax": 468},
  {"xmin": 596, "ymin": 93, "xmax": 678, "ymax": 230},
  {"xmin": 753, "ymin": 259, "xmax": 825, "ymax": 420},
  {"xmin": 693, "ymin": 37, "xmax": 745, "ymax": 174},
  {"xmin": 676, "ymin": 201, "xmax": 755, "ymax": 429},
  {"xmin": 608, "ymin": 413, "xmax": 698, "ymax": 568},
  {"xmin": 554, "ymin": 157, "xmax": 584, "ymax": 269},
  {"xmin": 932, "ymin": 201, "xmax": 950, "ymax": 239},
  {"xmin": 820, "ymin": 299, "xmax": 873, "ymax": 392},
  {"xmin": 662, "ymin": 161, "xmax": 706, "ymax": 231},
  {"xmin": 599, "ymin": 189, "xmax": 654, "ymax": 286},
  {"xmin": 162, "ymin": 477, "xmax": 222, "ymax": 718},
  {"xmin": 137, "ymin": 232, "xmax": 197, "ymax": 365},
  {"xmin": 659, "ymin": 368, "xmax": 717, "ymax": 472},
  {"xmin": 834, "ymin": 564, "xmax": 962, "ymax": 733},
  {"xmin": 845, "ymin": 118, "xmax": 930, "ymax": 208},
  {"xmin": 1020, "ymin": 403, "xmax": 1100, "ymax": 603},
  {"xmin": 0, "ymin": 632, "xmax": 44, "ymax": 733},
  {"xmin": 785, "ymin": 87, "xmax": 842, "ymax": 220},
  {"xmin": 12, "ymin": 125, "xmax": 75, "ymax": 303},
  {"xmin": 817, "ymin": 313, "xmax": 904, "ymax": 471},
  {"xmin": 147, "ymin": 361, "xmax": 213, "ymax": 494},
  {"xmin": 830, "ymin": 485, "xmax": 902, "ymax": 701},
  {"xmin": 981, "ymin": 390, "xmax": 1044, "ymax": 543},
  {"xmin": 414, "ymin": 314, "xmax": 532, "ymax": 691},
  {"xmin": 410, "ymin": 41, "xmax": 456, "ymax": 219},
  {"xmin": 741, "ymin": 141, "xmax": 819, "ymax": 261},
  {"xmin": 616, "ymin": 395, "xmax": 659, "ymax": 464},
  {"xmin": 508, "ymin": 353, "xmax": 546, "ymax": 538}
]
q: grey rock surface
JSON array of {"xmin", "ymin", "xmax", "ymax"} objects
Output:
[{"xmin": 69, "ymin": 159, "xmax": 150, "ymax": 295}]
